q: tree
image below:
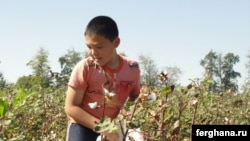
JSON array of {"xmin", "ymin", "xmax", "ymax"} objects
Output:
[
  {"xmin": 26, "ymin": 47, "xmax": 51, "ymax": 89},
  {"xmin": 200, "ymin": 50, "xmax": 219, "ymax": 92},
  {"xmin": 15, "ymin": 75, "xmax": 33, "ymax": 89},
  {"xmin": 55, "ymin": 49, "xmax": 83, "ymax": 86},
  {"xmin": 25, "ymin": 47, "xmax": 52, "ymax": 136},
  {"xmin": 221, "ymin": 53, "xmax": 241, "ymax": 92},
  {"xmin": 0, "ymin": 61, "xmax": 6, "ymax": 88},
  {"xmin": 200, "ymin": 50, "xmax": 241, "ymax": 94},
  {"xmin": 0, "ymin": 72, "xmax": 6, "ymax": 88},
  {"xmin": 138, "ymin": 53, "xmax": 159, "ymax": 89}
]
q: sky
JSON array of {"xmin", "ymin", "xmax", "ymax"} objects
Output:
[{"xmin": 0, "ymin": 0, "xmax": 250, "ymax": 87}]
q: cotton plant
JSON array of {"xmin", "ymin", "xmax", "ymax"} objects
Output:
[
  {"xmin": 125, "ymin": 128, "xmax": 144, "ymax": 141},
  {"xmin": 92, "ymin": 99, "xmax": 145, "ymax": 141},
  {"xmin": 89, "ymin": 87, "xmax": 119, "ymax": 140},
  {"xmin": 146, "ymin": 92, "xmax": 157, "ymax": 102},
  {"xmin": 88, "ymin": 69, "xmax": 147, "ymax": 141},
  {"xmin": 96, "ymin": 118, "xmax": 144, "ymax": 141},
  {"xmin": 115, "ymin": 117, "xmax": 144, "ymax": 141},
  {"xmin": 89, "ymin": 88, "xmax": 145, "ymax": 141},
  {"xmin": 94, "ymin": 70, "xmax": 177, "ymax": 141}
]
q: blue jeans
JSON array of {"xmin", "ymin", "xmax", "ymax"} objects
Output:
[{"xmin": 66, "ymin": 123, "xmax": 100, "ymax": 141}]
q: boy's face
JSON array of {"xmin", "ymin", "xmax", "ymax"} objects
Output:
[{"xmin": 85, "ymin": 34, "xmax": 120, "ymax": 67}]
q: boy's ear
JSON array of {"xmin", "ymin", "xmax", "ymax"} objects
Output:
[{"xmin": 114, "ymin": 37, "xmax": 120, "ymax": 48}]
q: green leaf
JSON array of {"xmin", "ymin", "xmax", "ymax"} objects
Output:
[
  {"xmin": 94, "ymin": 117, "xmax": 118, "ymax": 133},
  {"xmin": 13, "ymin": 89, "xmax": 25, "ymax": 107},
  {"xmin": 3, "ymin": 120, "xmax": 11, "ymax": 125},
  {"xmin": 0, "ymin": 98, "xmax": 8, "ymax": 116},
  {"xmin": 159, "ymin": 86, "xmax": 174, "ymax": 95}
]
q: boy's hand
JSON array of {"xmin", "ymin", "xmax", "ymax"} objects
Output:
[{"xmin": 102, "ymin": 132, "xmax": 119, "ymax": 141}]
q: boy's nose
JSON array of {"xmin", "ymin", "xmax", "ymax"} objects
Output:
[{"xmin": 90, "ymin": 48, "xmax": 98, "ymax": 56}]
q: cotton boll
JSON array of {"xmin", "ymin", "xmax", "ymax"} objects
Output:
[
  {"xmin": 96, "ymin": 129, "xmax": 144, "ymax": 141},
  {"xmin": 88, "ymin": 102, "xmax": 98, "ymax": 109},
  {"xmin": 96, "ymin": 135, "xmax": 101, "ymax": 141},
  {"xmin": 147, "ymin": 92, "xmax": 156, "ymax": 102},
  {"xmin": 96, "ymin": 125, "xmax": 144, "ymax": 141},
  {"xmin": 126, "ymin": 129, "xmax": 144, "ymax": 141}
]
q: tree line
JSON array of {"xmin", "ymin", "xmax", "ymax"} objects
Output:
[{"xmin": 0, "ymin": 47, "xmax": 250, "ymax": 95}]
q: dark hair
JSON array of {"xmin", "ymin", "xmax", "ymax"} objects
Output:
[{"xmin": 84, "ymin": 16, "xmax": 119, "ymax": 41}]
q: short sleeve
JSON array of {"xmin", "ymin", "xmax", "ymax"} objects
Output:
[{"xmin": 68, "ymin": 59, "xmax": 88, "ymax": 90}]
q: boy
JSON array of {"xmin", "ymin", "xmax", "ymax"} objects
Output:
[{"xmin": 65, "ymin": 15, "xmax": 141, "ymax": 141}]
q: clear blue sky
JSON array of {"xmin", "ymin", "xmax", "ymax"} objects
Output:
[{"xmin": 0, "ymin": 0, "xmax": 249, "ymax": 86}]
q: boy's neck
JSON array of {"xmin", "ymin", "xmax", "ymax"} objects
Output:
[
  {"xmin": 103, "ymin": 54, "xmax": 123, "ymax": 73},
  {"xmin": 106, "ymin": 54, "xmax": 120, "ymax": 69}
]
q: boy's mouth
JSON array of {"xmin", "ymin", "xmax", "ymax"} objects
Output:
[{"xmin": 94, "ymin": 57, "xmax": 101, "ymax": 61}]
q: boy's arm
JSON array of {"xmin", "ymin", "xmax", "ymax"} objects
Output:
[
  {"xmin": 65, "ymin": 86, "xmax": 119, "ymax": 140},
  {"xmin": 64, "ymin": 86, "xmax": 99, "ymax": 130}
]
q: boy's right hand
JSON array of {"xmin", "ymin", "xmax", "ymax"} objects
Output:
[{"xmin": 102, "ymin": 132, "xmax": 119, "ymax": 141}]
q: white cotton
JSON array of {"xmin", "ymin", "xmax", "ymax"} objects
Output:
[
  {"xmin": 126, "ymin": 129, "xmax": 144, "ymax": 141},
  {"xmin": 108, "ymin": 92, "xmax": 116, "ymax": 97},
  {"xmin": 96, "ymin": 135, "xmax": 101, "ymax": 141},
  {"xmin": 96, "ymin": 128, "xmax": 144, "ymax": 141},
  {"xmin": 88, "ymin": 102, "xmax": 98, "ymax": 109},
  {"xmin": 103, "ymin": 87, "xmax": 109, "ymax": 94},
  {"xmin": 147, "ymin": 92, "xmax": 157, "ymax": 102}
]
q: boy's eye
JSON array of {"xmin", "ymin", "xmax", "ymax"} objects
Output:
[
  {"xmin": 86, "ymin": 45, "xmax": 103, "ymax": 49},
  {"xmin": 86, "ymin": 45, "xmax": 91, "ymax": 49}
]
